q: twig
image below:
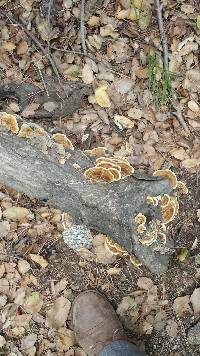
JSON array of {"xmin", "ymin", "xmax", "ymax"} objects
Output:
[
  {"xmin": 47, "ymin": 0, "xmax": 54, "ymax": 54},
  {"xmin": 80, "ymin": 0, "xmax": 87, "ymax": 55},
  {"xmin": 154, "ymin": 0, "xmax": 190, "ymax": 132},
  {"xmin": 0, "ymin": 9, "xmax": 63, "ymax": 87}
]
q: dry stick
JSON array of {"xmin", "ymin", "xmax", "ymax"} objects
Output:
[
  {"xmin": 0, "ymin": 10, "xmax": 63, "ymax": 88},
  {"xmin": 47, "ymin": 0, "xmax": 54, "ymax": 54},
  {"xmin": 154, "ymin": 0, "xmax": 190, "ymax": 132},
  {"xmin": 80, "ymin": 0, "xmax": 87, "ymax": 55}
]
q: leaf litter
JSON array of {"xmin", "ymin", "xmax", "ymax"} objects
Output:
[{"xmin": 0, "ymin": 0, "xmax": 200, "ymax": 355}]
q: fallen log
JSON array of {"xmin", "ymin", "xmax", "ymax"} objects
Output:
[{"xmin": 0, "ymin": 126, "xmax": 175, "ymax": 274}]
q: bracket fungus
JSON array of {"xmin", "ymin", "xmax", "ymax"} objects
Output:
[
  {"xmin": 105, "ymin": 236, "xmax": 128, "ymax": 255},
  {"xmin": 134, "ymin": 213, "xmax": 147, "ymax": 225},
  {"xmin": 84, "ymin": 167, "xmax": 115, "ymax": 183},
  {"xmin": 96, "ymin": 156, "xmax": 134, "ymax": 177},
  {"xmin": 52, "ymin": 133, "xmax": 74, "ymax": 150},
  {"xmin": 84, "ymin": 147, "xmax": 107, "ymax": 157},
  {"xmin": 129, "ymin": 255, "xmax": 143, "ymax": 267},
  {"xmin": 0, "ymin": 112, "xmax": 19, "ymax": 134},
  {"xmin": 153, "ymin": 169, "xmax": 177, "ymax": 188}
]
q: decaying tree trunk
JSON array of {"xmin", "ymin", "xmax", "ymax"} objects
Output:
[{"xmin": 0, "ymin": 132, "xmax": 174, "ymax": 274}]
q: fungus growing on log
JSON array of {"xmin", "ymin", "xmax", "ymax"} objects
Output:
[
  {"xmin": 105, "ymin": 237, "xmax": 128, "ymax": 255},
  {"xmin": 162, "ymin": 201, "xmax": 176, "ymax": 224},
  {"xmin": 158, "ymin": 232, "xmax": 167, "ymax": 244},
  {"xmin": 84, "ymin": 167, "xmax": 114, "ymax": 183},
  {"xmin": 134, "ymin": 213, "xmax": 147, "ymax": 225},
  {"xmin": 129, "ymin": 255, "xmax": 142, "ymax": 267},
  {"xmin": 0, "ymin": 112, "xmax": 188, "ymax": 274},
  {"xmin": 108, "ymin": 168, "xmax": 121, "ymax": 181},
  {"xmin": 96, "ymin": 156, "xmax": 134, "ymax": 177},
  {"xmin": 161, "ymin": 194, "xmax": 170, "ymax": 207},
  {"xmin": 52, "ymin": 133, "xmax": 74, "ymax": 150},
  {"xmin": 84, "ymin": 147, "xmax": 107, "ymax": 157},
  {"xmin": 0, "ymin": 112, "xmax": 19, "ymax": 134},
  {"xmin": 18, "ymin": 123, "xmax": 47, "ymax": 138},
  {"xmin": 153, "ymin": 169, "xmax": 177, "ymax": 188},
  {"xmin": 137, "ymin": 224, "xmax": 146, "ymax": 234}
]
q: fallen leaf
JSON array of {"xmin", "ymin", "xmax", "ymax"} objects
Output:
[
  {"xmin": 182, "ymin": 158, "xmax": 200, "ymax": 169},
  {"xmin": 100, "ymin": 24, "xmax": 118, "ymax": 39},
  {"xmin": 195, "ymin": 255, "xmax": 200, "ymax": 265},
  {"xmin": 188, "ymin": 100, "xmax": 199, "ymax": 113},
  {"xmin": 21, "ymin": 333, "xmax": 37, "ymax": 352},
  {"xmin": 21, "ymin": 103, "xmax": 40, "ymax": 117},
  {"xmin": 17, "ymin": 41, "xmax": 28, "ymax": 55},
  {"xmin": 107, "ymin": 267, "xmax": 122, "ymax": 275},
  {"xmin": 117, "ymin": 296, "xmax": 136, "ymax": 316},
  {"xmin": 171, "ymin": 148, "xmax": 188, "ymax": 161},
  {"xmin": 166, "ymin": 319, "xmax": 178, "ymax": 338},
  {"xmin": 190, "ymin": 288, "xmax": 200, "ymax": 316},
  {"xmin": 29, "ymin": 254, "xmax": 48, "ymax": 268},
  {"xmin": 95, "ymin": 85, "xmax": 111, "ymax": 108},
  {"xmin": 46, "ymin": 296, "xmax": 71, "ymax": 329},
  {"xmin": 173, "ymin": 295, "xmax": 192, "ymax": 316},
  {"xmin": 18, "ymin": 260, "xmax": 30, "ymax": 274},
  {"xmin": 56, "ymin": 328, "xmax": 76, "ymax": 352},
  {"xmin": 137, "ymin": 277, "xmax": 154, "ymax": 290},
  {"xmin": 3, "ymin": 41, "xmax": 16, "ymax": 53},
  {"xmin": 43, "ymin": 101, "xmax": 58, "ymax": 113},
  {"xmin": 197, "ymin": 15, "xmax": 200, "ymax": 30},
  {"xmin": 177, "ymin": 247, "xmax": 189, "ymax": 262},
  {"xmin": 82, "ymin": 64, "xmax": 94, "ymax": 84},
  {"xmin": 127, "ymin": 107, "xmax": 143, "ymax": 120},
  {"xmin": 114, "ymin": 114, "xmax": 134, "ymax": 129},
  {"xmin": 23, "ymin": 291, "xmax": 43, "ymax": 314},
  {"xmin": 3, "ymin": 207, "xmax": 31, "ymax": 221}
]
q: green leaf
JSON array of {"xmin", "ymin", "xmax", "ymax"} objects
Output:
[
  {"xmin": 177, "ymin": 247, "xmax": 189, "ymax": 262},
  {"xmin": 197, "ymin": 15, "xmax": 200, "ymax": 30},
  {"xmin": 195, "ymin": 254, "xmax": 200, "ymax": 265}
]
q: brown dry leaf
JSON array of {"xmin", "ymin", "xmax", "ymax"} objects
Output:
[
  {"xmin": 43, "ymin": 101, "xmax": 58, "ymax": 113},
  {"xmin": 46, "ymin": 296, "xmax": 71, "ymax": 329},
  {"xmin": 21, "ymin": 103, "xmax": 40, "ymax": 118},
  {"xmin": 0, "ymin": 278, "xmax": 9, "ymax": 294},
  {"xmin": 56, "ymin": 328, "xmax": 76, "ymax": 352},
  {"xmin": 29, "ymin": 254, "xmax": 48, "ymax": 268},
  {"xmin": 197, "ymin": 210, "xmax": 200, "ymax": 222},
  {"xmin": 190, "ymin": 288, "xmax": 200, "ymax": 316},
  {"xmin": 173, "ymin": 295, "xmax": 192, "ymax": 316},
  {"xmin": 117, "ymin": 296, "xmax": 136, "ymax": 316},
  {"xmin": 166, "ymin": 319, "xmax": 178, "ymax": 338},
  {"xmin": 17, "ymin": 41, "xmax": 28, "ymax": 55},
  {"xmin": 127, "ymin": 107, "xmax": 143, "ymax": 120},
  {"xmin": 153, "ymin": 310, "xmax": 167, "ymax": 331},
  {"xmin": 20, "ymin": 0, "xmax": 34, "ymax": 12},
  {"xmin": 17, "ymin": 260, "xmax": 31, "ymax": 274},
  {"xmin": 82, "ymin": 64, "xmax": 94, "ymax": 84},
  {"xmin": 107, "ymin": 267, "xmax": 122, "ymax": 275},
  {"xmin": 114, "ymin": 114, "xmax": 134, "ymax": 129},
  {"xmin": 137, "ymin": 277, "xmax": 154, "ymax": 291},
  {"xmin": 188, "ymin": 100, "xmax": 199, "ymax": 113},
  {"xmin": 3, "ymin": 207, "xmax": 31, "ymax": 221},
  {"xmin": 95, "ymin": 85, "xmax": 111, "ymax": 108},
  {"xmin": 182, "ymin": 158, "xmax": 200, "ymax": 169},
  {"xmin": 100, "ymin": 24, "xmax": 118, "ymax": 39},
  {"xmin": 170, "ymin": 148, "xmax": 189, "ymax": 161},
  {"xmin": 3, "ymin": 41, "xmax": 16, "ymax": 53},
  {"xmin": 23, "ymin": 291, "xmax": 43, "ymax": 314}
]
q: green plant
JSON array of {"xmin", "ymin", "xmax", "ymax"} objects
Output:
[{"xmin": 148, "ymin": 51, "xmax": 174, "ymax": 109}]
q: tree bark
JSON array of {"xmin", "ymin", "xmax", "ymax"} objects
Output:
[{"xmin": 0, "ymin": 132, "xmax": 174, "ymax": 274}]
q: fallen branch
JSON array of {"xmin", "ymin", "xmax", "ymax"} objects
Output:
[
  {"xmin": 0, "ymin": 131, "xmax": 174, "ymax": 274},
  {"xmin": 154, "ymin": 0, "xmax": 190, "ymax": 132}
]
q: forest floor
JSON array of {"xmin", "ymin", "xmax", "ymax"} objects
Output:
[{"xmin": 0, "ymin": 0, "xmax": 200, "ymax": 355}]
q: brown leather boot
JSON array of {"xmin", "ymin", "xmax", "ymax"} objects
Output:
[{"xmin": 72, "ymin": 290, "xmax": 126, "ymax": 355}]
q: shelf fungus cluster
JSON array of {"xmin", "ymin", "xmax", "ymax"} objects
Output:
[
  {"xmin": 104, "ymin": 236, "xmax": 142, "ymax": 267},
  {"xmin": 134, "ymin": 169, "xmax": 188, "ymax": 247},
  {"xmin": 0, "ymin": 112, "xmax": 74, "ymax": 164},
  {"xmin": 84, "ymin": 156, "xmax": 134, "ymax": 183}
]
